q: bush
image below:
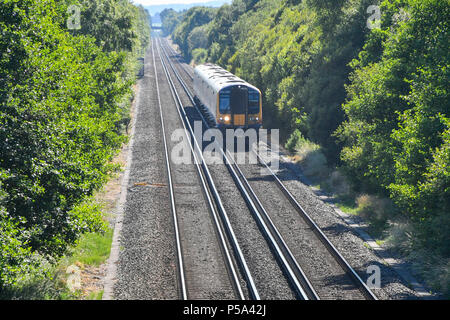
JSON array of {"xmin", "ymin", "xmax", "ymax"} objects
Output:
[
  {"xmin": 0, "ymin": 0, "xmax": 149, "ymax": 291},
  {"xmin": 286, "ymin": 129, "xmax": 305, "ymax": 153},
  {"xmin": 423, "ymin": 257, "xmax": 450, "ymax": 298},
  {"xmin": 300, "ymin": 150, "xmax": 328, "ymax": 178},
  {"xmin": 326, "ymin": 170, "xmax": 351, "ymax": 197},
  {"xmin": 356, "ymin": 194, "xmax": 394, "ymax": 237},
  {"xmin": 0, "ymin": 173, "xmax": 46, "ymax": 289},
  {"xmin": 286, "ymin": 129, "xmax": 329, "ymax": 179}
]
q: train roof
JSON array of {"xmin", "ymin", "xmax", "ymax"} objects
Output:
[{"xmin": 194, "ymin": 63, "xmax": 259, "ymax": 93}]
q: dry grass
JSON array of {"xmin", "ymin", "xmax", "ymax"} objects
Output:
[
  {"xmin": 356, "ymin": 194, "xmax": 392, "ymax": 221},
  {"xmin": 287, "ymin": 132, "xmax": 329, "ymax": 180},
  {"xmin": 385, "ymin": 221, "xmax": 450, "ymax": 297},
  {"xmin": 355, "ymin": 194, "xmax": 394, "ymax": 237},
  {"xmin": 326, "ymin": 170, "xmax": 351, "ymax": 197}
]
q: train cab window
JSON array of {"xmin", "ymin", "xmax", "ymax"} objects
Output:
[
  {"xmin": 248, "ymin": 89, "xmax": 260, "ymax": 115},
  {"xmin": 219, "ymin": 89, "xmax": 231, "ymax": 114},
  {"xmin": 230, "ymin": 86, "xmax": 248, "ymax": 114}
]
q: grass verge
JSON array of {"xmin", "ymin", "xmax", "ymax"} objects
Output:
[{"xmin": 0, "ymin": 201, "xmax": 114, "ymax": 300}]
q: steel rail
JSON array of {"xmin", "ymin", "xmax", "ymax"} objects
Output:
[
  {"xmin": 162, "ymin": 38, "xmax": 194, "ymax": 81},
  {"xmin": 158, "ymin": 37, "xmax": 315, "ymax": 300},
  {"xmin": 151, "ymin": 39, "xmax": 187, "ymax": 300},
  {"xmin": 160, "ymin": 38, "xmax": 379, "ymax": 300},
  {"xmin": 253, "ymin": 143, "xmax": 379, "ymax": 300},
  {"xmin": 229, "ymin": 157, "xmax": 320, "ymax": 300},
  {"xmin": 156, "ymin": 37, "xmax": 259, "ymax": 300}
]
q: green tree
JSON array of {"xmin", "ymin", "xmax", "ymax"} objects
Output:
[
  {"xmin": 172, "ymin": 6, "xmax": 217, "ymax": 60},
  {"xmin": 0, "ymin": 0, "xmax": 150, "ymax": 288},
  {"xmin": 188, "ymin": 25, "xmax": 209, "ymax": 53},
  {"xmin": 160, "ymin": 8, "xmax": 183, "ymax": 37},
  {"xmin": 336, "ymin": 0, "xmax": 450, "ymax": 252}
]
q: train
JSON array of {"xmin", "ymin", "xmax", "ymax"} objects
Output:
[{"xmin": 193, "ymin": 64, "xmax": 263, "ymax": 130}]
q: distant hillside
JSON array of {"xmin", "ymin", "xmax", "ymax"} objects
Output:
[{"xmin": 145, "ymin": 0, "xmax": 230, "ymax": 17}]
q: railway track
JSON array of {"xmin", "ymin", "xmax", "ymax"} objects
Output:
[
  {"xmin": 253, "ymin": 148, "xmax": 377, "ymax": 299},
  {"xmin": 152, "ymin": 38, "xmax": 249, "ymax": 300},
  {"xmin": 157, "ymin": 37, "xmax": 299, "ymax": 299},
  {"xmin": 158, "ymin": 37, "xmax": 312, "ymax": 299},
  {"xmin": 156, "ymin": 36, "xmax": 379, "ymax": 300},
  {"xmin": 151, "ymin": 38, "xmax": 187, "ymax": 299},
  {"xmin": 162, "ymin": 39, "xmax": 194, "ymax": 81}
]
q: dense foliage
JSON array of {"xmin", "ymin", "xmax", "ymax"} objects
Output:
[
  {"xmin": 163, "ymin": 0, "xmax": 449, "ymax": 263},
  {"xmin": 171, "ymin": 6, "xmax": 217, "ymax": 61},
  {"xmin": 160, "ymin": 8, "xmax": 183, "ymax": 37},
  {"xmin": 336, "ymin": 0, "xmax": 449, "ymax": 253},
  {"xmin": 0, "ymin": 0, "xmax": 150, "ymax": 289}
]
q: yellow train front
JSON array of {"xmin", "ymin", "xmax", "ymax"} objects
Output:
[{"xmin": 193, "ymin": 64, "xmax": 262, "ymax": 130}]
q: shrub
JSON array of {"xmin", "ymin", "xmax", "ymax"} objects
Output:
[
  {"xmin": 286, "ymin": 130, "xmax": 329, "ymax": 178},
  {"xmin": 300, "ymin": 149, "xmax": 328, "ymax": 178},
  {"xmin": 356, "ymin": 194, "xmax": 394, "ymax": 237},
  {"xmin": 286, "ymin": 129, "xmax": 304, "ymax": 153},
  {"xmin": 0, "ymin": 173, "xmax": 45, "ymax": 289},
  {"xmin": 326, "ymin": 170, "xmax": 351, "ymax": 197}
]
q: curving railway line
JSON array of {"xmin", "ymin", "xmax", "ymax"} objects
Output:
[{"xmin": 153, "ymin": 35, "xmax": 378, "ymax": 300}]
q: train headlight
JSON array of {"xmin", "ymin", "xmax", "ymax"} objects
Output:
[
  {"xmin": 224, "ymin": 116, "xmax": 230, "ymax": 122},
  {"xmin": 256, "ymin": 117, "xmax": 259, "ymax": 121}
]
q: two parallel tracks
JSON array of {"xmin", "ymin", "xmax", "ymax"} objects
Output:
[{"xmin": 152, "ymin": 36, "xmax": 377, "ymax": 300}]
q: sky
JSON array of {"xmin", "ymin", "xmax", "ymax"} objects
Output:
[{"xmin": 132, "ymin": 0, "xmax": 217, "ymax": 5}]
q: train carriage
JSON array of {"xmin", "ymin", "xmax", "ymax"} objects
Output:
[{"xmin": 193, "ymin": 64, "xmax": 263, "ymax": 129}]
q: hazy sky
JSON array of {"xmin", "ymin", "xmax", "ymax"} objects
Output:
[{"xmin": 132, "ymin": 0, "xmax": 216, "ymax": 5}]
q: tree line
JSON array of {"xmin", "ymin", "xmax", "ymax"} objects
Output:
[
  {"xmin": 162, "ymin": 0, "xmax": 449, "ymax": 294},
  {"xmin": 0, "ymin": 0, "xmax": 150, "ymax": 290}
]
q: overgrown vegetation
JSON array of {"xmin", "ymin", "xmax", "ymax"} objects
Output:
[
  {"xmin": 163, "ymin": 0, "xmax": 449, "ymax": 296},
  {"xmin": 337, "ymin": 0, "xmax": 449, "ymax": 255},
  {"xmin": 0, "ymin": 0, "xmax": 150, "ymax": 295}
]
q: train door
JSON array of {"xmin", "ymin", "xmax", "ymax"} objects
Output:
[{"xmin": 230, "ymin": 86, "xmax": 249, "ymax": 127}]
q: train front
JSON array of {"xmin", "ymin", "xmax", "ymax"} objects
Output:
[{"xmin": 216, "ymin": 85, "xmax": 262, "ymax": 130}]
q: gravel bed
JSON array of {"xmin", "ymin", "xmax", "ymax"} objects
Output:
[
  {"xmin": 165, "ymin": 40, "xmax": 426, "ymax": 299},
  {"xmin": 154, "ymin": 43, "xmax": 236, "ymax": 300},
  {"xmin": 112, "ymin": 43, "xmax": 178, "ymax": 300},
  {"xmin": 163, "ymin": 44, "xmax": 296, "ymax": 300},
  {"xmin": 258, "ymin": 145, "xmax": 422, "ymax": 300}
]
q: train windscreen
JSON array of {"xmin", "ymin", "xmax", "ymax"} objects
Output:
[
  {"xmin": 219, "ymin": 89, "xmax": 231, "ymax": 114},
  {"xmin": 220, "ymin": 87, "xmax": 259, "ymax": 115},
  {"xmin": 230, "ymin": 87, "xmax": 248, "ymax": 115},
  {"xmin": 248, "ymin": 89, "xmax": 260, "ymax": 115}
]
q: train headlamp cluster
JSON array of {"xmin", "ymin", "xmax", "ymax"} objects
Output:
[{"xmin": 219, "ymin": 116, "xmax": 259, "ymax": 122}]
